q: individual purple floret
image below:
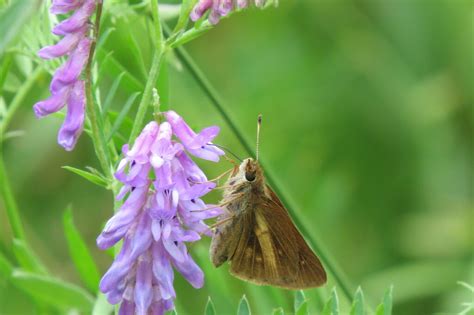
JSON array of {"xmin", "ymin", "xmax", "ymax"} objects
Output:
[
  {"xmin": 190, "ymin": 0, "xmax": 267, "ymax": 24},
  {"xmin": 98, "ymin": 112, "xmax": 224, "ymax": 314},
  {"xmin": 33, "ymin": 0, "xmax": 97, "ymax": 151}
]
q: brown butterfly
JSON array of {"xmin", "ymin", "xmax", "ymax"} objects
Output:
[{"xmin": 210, "ymin": 115, "xmax": 327, "ymax": 289}]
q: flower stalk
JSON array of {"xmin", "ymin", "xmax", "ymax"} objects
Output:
[
  {"xmin": 85, "ymin": 0, "xmax": 113, "ymax": 179},
  {"xmin": 129, "ymin": 0, "xmax": 166, "ymax": 144}
]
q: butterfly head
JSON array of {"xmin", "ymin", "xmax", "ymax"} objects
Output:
[{"xmin": 241, "ymin": 158, "xmax": 263, "ymax": 183}]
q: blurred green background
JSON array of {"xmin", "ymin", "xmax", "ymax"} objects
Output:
[{"xmin": 0, "ymin": 0, "xmax": 472, "ymax": 314}]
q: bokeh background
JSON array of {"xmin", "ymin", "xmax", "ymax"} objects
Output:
[{"xmin": 0, "ymin": 0, "xmax": 472, "ymax": 314}]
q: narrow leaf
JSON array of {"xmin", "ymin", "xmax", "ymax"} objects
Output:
[
  {"xmin": 92, "ymin": 293, "xmax": 114, "ymax": 315},
  {"xmin": 101, "ymin": 71, "xmax": 125, "ymax": 115},
  {"xmin": 205, "ymin": 296, "xmax": 216, "ymax": 315},
  {"xmin": 0, "ymin": 250, "xmax": 13, "ymax": 277},
  {"xmin": 0, "ymin": 0, "xmax": 40, "ymax": 53},
  {"xmin": 375, "ymin": 286, "xmax": 393, "ymax": 315},
  {"xmin": 12, "ymin": 238, "xmax": 48, "ymax": 275},
  {"xmin": 349, "ymin": 287, "xmax": 365, "ymax": 315},
  {"xmin": 62, "ymin": 166, "xmax": 108, "ymax": 188},
  {"xmin": 172, "ymin": 0, "xmax": 198, "ymax": 34},
  {"xmin": 107, "ymin": 92, "xmax": 141, "ymax": 142},
  {"xmin": 237, "ymin": 295, "xmax": 251, "ymax": 315},
  {"xmin": 296, "ymin": 301, "xmax": 308, "ymax": 315},
  {"xmin": 63, "ymin": 206, "xmax": 101, "ymax": 293},
  {"xmin": 321, "ymin": 288, "xmax": 339, "ymax": 315},
  {"xmin": 294, "ymin": 290, "xmax": 306, "ymax": 312},
  {"xmin": 11, "ymin": 269, "xmax": 94, "ymax": 312}
]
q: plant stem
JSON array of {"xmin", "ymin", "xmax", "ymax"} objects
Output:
[
  {"xmin": 0, "ymin": 66, "xmax": 44, "ymax": 137},
  {"xmin": 0, "ymin": 66, "xmax": 44, "ymax": 242},
  {"xmin": 0, "ymin": 154, "xmax": 25, "ymax": 241},
  {"xmin": 172, "ymin": 44, "xmax": 355, "ymax": 302},
  {"xmin": 129, "ymin": 0, "xmax": 165, "ymax": 144},
  {"xmin": 85, "ymin": 0, "xmax": 112, "ymax": 179}
]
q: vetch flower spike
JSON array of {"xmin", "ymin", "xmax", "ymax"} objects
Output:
[
  {"xmin": 190, "ymin": 0, "xmax": 269, "ymax": 25},
  {"xmin": 33, "ymin": 0, "xmax": 97, "ymax": 151},
  {"xmin": 98, "ymin": 112, "xmax": 224, "ymax": 314}
]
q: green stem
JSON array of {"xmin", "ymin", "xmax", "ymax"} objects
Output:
[
  {"xmin": 0, "ymin": 66, "xmax": 44, "ymax": 137},
  {"xmin": 129, "ymin": 0, "xmax": 165, "ymax": 144},
  {"xmin": 0, "ymin": 153, "xmax": 25, "ymax": 241},
  {"xmin": 172, "ymin": 44, "xmax": 355, "ymax": 302},
  {"xmin": 85, "ymin": 1, "xmax": 112, "ymax": 179},
  {"xmin": 0, "ymin": 66, "xmax": 44, "ymax": 242}
]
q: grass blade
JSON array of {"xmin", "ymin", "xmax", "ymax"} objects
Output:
[
  {"xmin": 63, "ymin": 206, "xmax": 101, "ymax": 293},
  {"xmin": 322, "ymin": 288, "xmax": 340, "ymax": 315},
  {"xmin": 62, "ymin": 166, "xmax": 108, "ymax": 188},
  {"xmin": 204, "ymin": 296, "xmax": 216, "ymax": 315},
  {"xmin": 92, "ymin": 293, "xmax": 114, "ymax": 315},
  {"xmin": 12, "ymin": 238, "xmax": 48, "ymax": 275},
  {"xmin": 375, "ymin": 286, "xmax": 393, "ymax": 315},
  {"xmin": 237, "ymin": 295, "xmax": 251, "ymax": 315},
  {"xmin": 11, "ymin": 269, "xmax": 94, "ymax": 312},
  {"xmin": 101, "ymin": 71, "xmax": 125, "ymax": 116},
  {"xmin": 350, "ymin": 287, "xmax": 365, "ymax": 315},
  {"xmin": 107, "ymin": 92, "xmax": 140, "ymax": 142},
  {"xmin": 0, "ymin": 250, "xmax": 13, "ymax": 278}
]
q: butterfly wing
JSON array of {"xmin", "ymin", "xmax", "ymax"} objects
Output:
[{"xmin": 228, "ymin": 185, "xmax": 327, "ymax": 289}]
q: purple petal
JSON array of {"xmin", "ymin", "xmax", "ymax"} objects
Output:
[
  {"xmin": 134, "ymin": 254, "xmax": 153, "ymax": 315},
  {"xmin": 100, "ymin": 238, "xmax": 133, "ymax": 292},
  {"xmin": 237, "ymin": 0, "xmax": 248, "ymax": 9},
  {"xmin": 129, "ymin": 212, "xmax": 153, "ymax": 260},
  {"xmin": 152, "ymin": 243, "xmax": 176, "ymax": 300},
  {"xmin": 33, "ymin": 85, "xmax": 71, "ymax": 118},
  {"xmin": 57, "ymin": 80, "xmax": 85, "ymax": 151},
  {"xmin": 97, "ymin": 185, "xmax": 149, "ymax": 249},
  {"xmin": 52, "ymin": 38, "xmax": 91, "ymax": 84},
  {"xmin": 163, "ymin": 237, "xmax": 185, "ymax": 263},
  {"xmin": 53, "ymin": 0, "xmax": 96, "ymax": 35},
  {"xmin": 127, "ymin": 121, "xmax": 159, "ymax": 163},
  {"xmin": 151, "ymin": 219, "xmax": 162, "ymax": 241},
  {"xmin": 172, "ymin": 247, "xmax": 204, "ymax": 288},
  {"xmin": 187, "ymin": 126, "xmax": 220, "ymax": 150},
  {"xmin": 119, "ymin": 299, "xmax": 136, "ymax": 315},
  {"xmin": 190, "ymin": 0, "xmax": 213, "ymax": 21},
  {"xmin": 217, "ymin": 0, "xmax": 233, "ymax": 16},
  {"xmin": 176, "ymin": 152, "xmax": 207, "ymax": 183},
  {"xmin": 38, "ymin": 27, "xmax": 86, "ymax": 59},
  {"xmin": 50, "ymin": 0, "xmax": 84, "ymax": 14}
]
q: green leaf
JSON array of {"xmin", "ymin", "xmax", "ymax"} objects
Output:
[
  {"xmin": 101, "ymin": 71, "xmax": 125, "ymax": 115},
  {"xmin": 172, "ymin": 0, "xmax": 198, "ymax": 34},
  {"xmin": 350, "ymin": 287, "xmax": 365, "ymax": 315},
  {"xmin": 0, "ymin": 250, "xmax": 13, "ymax": 277},
  {"xmin": 63, "ymin": 206, "xmax": 101, "ymax": 293},
  {"xmin": 272, "ymin": 307, "xmax": 285, "ymax": 315},
  {"xmin": 321, "ymin": 288, "xmax": 339, "ymax": 315},
  {"xmin": 237, "ymin": 295, "xmax": 251, "ymax": 315},
  {"xmin": 0, "ymin": 0, "xmax": 40, "ymax": 54},
  {"xmin": 169, "ymin": 21, "xmax": 213, "ymax": 48},
  {"xmin": 375, "ymin": 286, "xmax": 393, "ymax": 315},
  {"xmin": 296, "ymin": 302, "xmax": 308, "ymax": 315},
  {"xmin": 62, "ymin": 166, "xmax": 109, "ymax": 188},
  {"xmin": 11, "ymin": 269, "xmax": 94, "ymax": 312},
  {"xmin": 92, "ymin": 293, "xmax": 114, "ymax": 315},
  {"xmin": 204, "ymin": 297, "xmax": 216, "ymax": 315},
  {"xmin": 107, "ymin": 92, "xmax": 141, "ymax": 142},
  {"xmin": 12, "ymin": 238, "xmax": 48, "ymax": 275},
  {"xmin": 294, "ymin": 290, "xmax": 306, "ymax": 312}
]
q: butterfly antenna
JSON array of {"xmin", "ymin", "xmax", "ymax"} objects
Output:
[
  {"xmin": 209, "ymin": 143, "xmax": 243, "ymax": 162},
  {"xmin": 256, "ymin": 114, "xmax": 262, "ymax": 161}
]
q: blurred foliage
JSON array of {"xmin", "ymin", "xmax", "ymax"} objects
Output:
[{"xmin": 0, "ymin": 0, "xmax": 472, "ymax": 314}]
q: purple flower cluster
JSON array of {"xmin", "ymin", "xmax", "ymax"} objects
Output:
[
  {"xmin": 97, "ymin": 111, "xmax": 225, "ymax": 314},
  {"xmin": 190, "ymin": 0, "xmax": 266, "ymax": 24},
  {"xmin": 33, "ymin": 0, "xmax": 97, "ymax": 151}
]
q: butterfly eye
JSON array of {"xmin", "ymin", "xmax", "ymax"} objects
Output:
[{"xmin": 245, "ymin": 172, "xmax": 256, "ymax": 182}]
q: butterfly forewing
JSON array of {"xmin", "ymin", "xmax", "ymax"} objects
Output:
[
  {"xmin": 211, "ymin": 158, "xmax": 327, "ymax": 289},
  {"xmin": 228, "ymin": 185, "xmax": 327, "ymax": 289}
]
